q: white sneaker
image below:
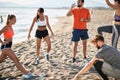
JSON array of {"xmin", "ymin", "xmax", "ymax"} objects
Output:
[
  {"xmin": 35, "ymin": 58, "xmax": 39, "ymax": 65},
  {"xmin": 22, "ymin": 72, "xmax": 34, "ymax": 79},
  {"xmin": 82, "ymin": 59, "xmax": 88, "ymax": 67}
]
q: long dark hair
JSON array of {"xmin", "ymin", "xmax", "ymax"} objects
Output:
[
  {"xmin": 81, "ymin": 0, "xmax": 84, "ymax": 3},
  {"xmin": 115, "ymin": 0, "xmax": 120, "ymax": 4},
  {"xmin": 6, "ymin": 14, "xmax": 16, "ymax": 25},
  {"xmin": 36, "ymin": 8, "xmax": 44, "ymax": 20}
]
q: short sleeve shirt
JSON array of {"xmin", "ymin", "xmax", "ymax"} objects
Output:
[
  {"xmin": 96, "ymin": 44, "xmax": 120, "ymax": 70},
  {"xmin": 72, "ymin": 7, "xmax": 90, "ymax": 29}
]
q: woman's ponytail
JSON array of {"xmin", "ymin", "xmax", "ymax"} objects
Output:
[
  {"xmin": 6, "ymin": 14, "xmax": 10, "ymax": 25},
  {"xmin": 6, "ymin": 14, "xmax": 15, "ymax": 25}
]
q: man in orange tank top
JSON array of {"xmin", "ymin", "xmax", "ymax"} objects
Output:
[{"xmin": 66, "ymin": 0, "xmax": 91, "ymax": 65}]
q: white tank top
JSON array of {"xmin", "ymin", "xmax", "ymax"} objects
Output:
[{"xmin": 37, "ymin": 16, "xmax": 47, "ymax": 26}]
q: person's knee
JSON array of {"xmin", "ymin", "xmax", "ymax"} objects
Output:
[
  {"xmin": 83, "ymin": 40, "xmax": 87, "ymax": 44},
  {"xmin": 74, "ymin": 42, "xmax": 78, "ymax": 46},
  {"xmin": 97, "ymin": 27, "xmax": 103, "ymax": 35},
  {"xmin": 94, "ymin": 60, "xmax": 103, "ymax": 70}
]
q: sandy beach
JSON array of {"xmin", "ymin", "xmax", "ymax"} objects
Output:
[{"xmin": 0, "ymin": 9, "xmax": 120, "ymax": 80}]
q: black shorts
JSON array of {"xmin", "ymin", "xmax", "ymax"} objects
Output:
[
  {"xmin": 35, "ymin": 29, "xmax": 49, "ymax": 39},
  {"xmin": 1, "ymin": 41, "xmax": 12, "ymax": 50}
]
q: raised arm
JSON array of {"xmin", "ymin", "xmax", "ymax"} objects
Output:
[
  {"xmin": 105, "ymin": 0, "xmax": 119, "ymax": 9},
  {"xmin": 66, "ymin": 3, "xmax": 75, "ymax": 16},
  {"xmin": 28, "ymin": 17, "xmax": 36, "ymax": 40},
  {"xmin": 66, "ymin": 8, "xmax": 73, "ymax": 16}
]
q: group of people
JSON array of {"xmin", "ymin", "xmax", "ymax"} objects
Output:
[
  {"xmin": 70, "ymin": 0, "xmax": 120, "ymax": 80},
  {"xmin": 0, "ymin": 7, "xmax": 54, "ymax": 79},
  {"xmin": 0, "ymin": 0, "xmax": 120, "ymax": 79}
]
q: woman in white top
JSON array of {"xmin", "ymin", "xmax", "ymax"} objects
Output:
[{"xmin": 28, "ymin": 8, "xmax": 54, "ymax": 65}]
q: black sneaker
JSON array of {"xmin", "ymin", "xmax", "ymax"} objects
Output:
[
  {"xmin": 45, "ymin": 54, "xmax": 49, "ymax": 61},
  {"xmin": 73, "ymin": 58, "xmax": 76, "ymax": 63}
]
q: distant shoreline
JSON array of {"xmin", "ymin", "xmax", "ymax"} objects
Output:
[{"xmin": 0, "ymin": 7, "xmax": 113, "ymax": 10}]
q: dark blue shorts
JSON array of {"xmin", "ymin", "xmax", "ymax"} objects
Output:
[{"xmin": 72, "ymin": 29, "xmax": 89, "ymax": 42}]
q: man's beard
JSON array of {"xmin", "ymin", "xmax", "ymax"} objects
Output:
[
  {"xmin": 96, "ymin": 45, "xmax": 101, "ymax": 49},
  {"xmin": 77, "ymin": 4, "xmax": 82, "ymax": 7}
]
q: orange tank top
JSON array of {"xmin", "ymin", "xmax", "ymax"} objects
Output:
[{"xmin": 3, "ymin": 26, "xmax": 14, "ymax": 39}]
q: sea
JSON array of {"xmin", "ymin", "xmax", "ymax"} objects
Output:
[
  {"xmin": 0, "ymin": 0, "xmax": 113, "ymax": 44},
  {"xmin": 0, "ymin": 7, "xmax": 69, "ymax": 44}
]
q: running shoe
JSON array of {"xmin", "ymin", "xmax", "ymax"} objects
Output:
[
  {"xmin": 45, "ymin": 54, "xmax": 49, "ymax": 61},
  {"xmin": 35, "ymin": 58, "xmax": 39, "ymax": 65},
  {"xmin": 73, "ymin": 58, "xmax": 76, "ymax": 63},
  {"xmin": 82, "ymin": 58, "xmax": 88, "ymax": 66},
  {"xmin": 22, "ymin": 72, "xmax": 34, "ymax": 79}
]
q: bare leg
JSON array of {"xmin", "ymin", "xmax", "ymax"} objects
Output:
[
  {"xmin": 0, "ymin": 52, "xmax": 7, "ymax": 63},
  {"xmin": 82, "ymin": 40, "xmax": 87, "ymax": 58},
  {"xmin": 36, "ymin": 38, "xmax": 42, "ymax": 57},
  {"xmin": 73, "ymin": 42, "xmax": 78, "ymax": 58},
  {"xmin": 44, "ymin": 36, "xmax": 51, "ymax": 53},
  {"xmin": 4, "ymin": 49, "xmax": 28, "ymax": 74}
]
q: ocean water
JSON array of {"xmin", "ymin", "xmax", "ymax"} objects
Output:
[
  {"xmin": 0, "ymin": 8, "xmax": 68, "ymax": 44},
  {"xmin": 0, "ymin": 0, "xmax": 114, "ymax": 44}
]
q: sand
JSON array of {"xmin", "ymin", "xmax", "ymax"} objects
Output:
[{"xmin": 0, "ymin": 9, "xmax": 120, "ymax": 80}]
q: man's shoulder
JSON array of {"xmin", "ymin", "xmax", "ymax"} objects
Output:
[
  {"xmin": 82, "ymin": 7, "xmax": 89, "ymax": 11},
  {"xmin": 98, "ymin": 45, "xmax": 116, "ymax": 53}
]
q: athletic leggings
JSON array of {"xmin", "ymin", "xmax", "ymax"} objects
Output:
[
  {"xmin": 94, "ymin": 60, "xmax": 109, "ymax": 80},
  {"xmin": 97, "ymin": 25, "xmax": 120, "ymax": 48}
]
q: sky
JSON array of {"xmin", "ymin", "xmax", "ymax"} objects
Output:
[
  {"xmin": 0, "ymin": 0, "xmax": 44, "ymax": 5},
  {"xmin": 0, "ymin": 0, "xmax": 114, "ymax": 8}
]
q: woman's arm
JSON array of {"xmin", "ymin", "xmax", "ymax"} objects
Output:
[
  {"xmin": 105, "ymin": 0, "xmax": 119, "ymax": 9},
  {"xmin": 28, "ymin": 17, "xmax": 36, "ymax": 40},
  {"xmin": 0, "ymin": 27, "xmax": 7, "ymax": 44},
  {"xmin": 46, "ymin": 15, "xmax": 54, "ymax": 36}
]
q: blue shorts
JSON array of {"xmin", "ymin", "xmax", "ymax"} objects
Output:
[{"xmin": 72, "ymin": 29, "xmax": 89, "ymax": 42}]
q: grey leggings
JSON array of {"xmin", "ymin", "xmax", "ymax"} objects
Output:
[{"xmin": 97, "ymin": 25, "xmax": 120, "ymax": 48}]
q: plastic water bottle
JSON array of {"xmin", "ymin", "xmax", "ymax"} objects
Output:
[
  {"xmin": 39, "ymin": 73, "xmax": 43, "ymax": 80},
  {"xmin": 72, "ymin": 3, "xmax": 77, "ymax": 8}
]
